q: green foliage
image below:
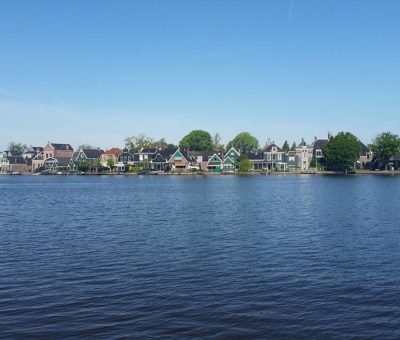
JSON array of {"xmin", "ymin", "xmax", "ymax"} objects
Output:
[
  {"xmin": 107, "ymin": 158, "xmax": 115, "ymax": 169},
  {"xmin": 129, "ymin": 166, "xmax": 141, "ymax": 173},
  {"xmin": 151, "ymin": 138, "xmax": 168, "ymax": 149},
  {"xmin": 238, "ymin": 154, "xmax": 252, "ymax": 173},
  {"xmin": 77, "ymin": 144, "xmax": 94, "ymax": 150},
  {"xmin": 370, "ymin": 132, "xmax": 400, "ymax": 169},
  {"xmin": 179, "ymin": 130, "xmax": 213, "ymax": 151},
  {"xmin": 125, "ymin": 134, "xmax": 154, "ymax": 153},
  {"xmin": 323, "ymin": 131, "xmax": 360, "ymax": 172},
  {"xmin": 8, "ymin": 142, "xmax": 27, "ymax": 155},
  {"xmin": 290, "ymin": 142, "xmax": 296, "ymax": 151},
  {"xmin": 282, "ymin": 140, "xmax": 290, "ymax": 153},
  {"xmin": 226, "ymin": 132, "xmax": 259, "ymax": 154},
  {"xmin": 212, "ymin": 133, "xmax": 224, "ymax": 150}
]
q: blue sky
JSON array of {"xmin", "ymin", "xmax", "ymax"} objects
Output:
[{"xmin": 0, "ymin": 0, "xmax": 399, "ymax": 150}]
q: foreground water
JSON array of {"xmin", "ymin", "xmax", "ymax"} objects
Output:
[{"xmin": 1, "ymin": 175, "xmax": 400, "ymax": 338}]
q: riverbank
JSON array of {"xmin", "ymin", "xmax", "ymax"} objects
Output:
[{"xmin": 3, "ymin": 170, "xmax": 400, "ymax": 177}]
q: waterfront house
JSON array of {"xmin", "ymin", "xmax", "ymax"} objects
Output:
[
  {"xmin": 286, "ymin": 151, "xmax": 299, "ymax": 172},
  {"xmin": 133, "ymin": 148, "xmax": 157, "ymax": 168},
  {"xmin": 223, "ymin": 147, "xmax": 240, "ymax": 171},
  {"xmin": 264, "ymin": 144, "xmax": 287, "ymax": 171},
  {"xmin": 391, "ymin": 153, "xmax": 400, "ymax": 170},
  {"xmin": 8, "ymin": 156, "xmax": 28, "ymax": 173},
  {"xmin": 0, "ymin": 152, "xmax": 10, "ymax": 173},
  {"xmin": 74, "ymin": 148, "xmax": 104, "ymax": 164},
  {"xmin": 247, "ymin": 152, "xmax": 265, "ymax": 171},
  {"xmin": 359, "ymin": 141, "xmax": 372, "ymax": 168},
  {"xmin": 207, "ymin": 153, "xmax": 224, "ymax": 172},
  {"xmin": 295, "ymin": 138, "xmax": 314, "ymax": 171},
  {"xmin": 116, "ymin": 148, "xmax": 135, "ymax": 172},
  {"xmin": 151, "ymin": 148, "xmax": 178, "ymax": 172},
  {"xmin": 191, "ymin": 151, "xmax": 215, "ymax": 171},
  {"xmin": 33, "ymin": 142, "xmax": 74, "ymax": 172},
  {"xmin": 100, "ymin": 148, "xmax": 122, "ymax": 168},
  {"xmin": 44, "ymin": 157, "xmax": 75, "ymax": 173},
  {"xmin": 169, "ymin": 149, "xmax": 197, "ymax": 170}
]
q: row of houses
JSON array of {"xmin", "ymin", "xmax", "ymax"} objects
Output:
[{"xmin": 0, "ymin": 135, "xmax": 381, "ymax": 174}]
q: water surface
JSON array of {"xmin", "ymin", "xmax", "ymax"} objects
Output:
[{"xmin": 1, "ymin": 175, "xmax": 400, "ymax": 338}]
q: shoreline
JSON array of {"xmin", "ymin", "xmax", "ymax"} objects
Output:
[{"xmin": 2, "ymin": 171, "xmax": 400, "ymax": 177}]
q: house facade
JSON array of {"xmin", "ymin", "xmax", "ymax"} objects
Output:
[
  {"xmin": 8, "ymin": 156, "xmax": 28, "ymax": 173},
  {"xmin": 223, "ymin": 148, "xmax": 240, "ymax": 171},
  {"xmin": 0, "ymin": 152, "xmax": 10, "ymax": 173},
  {"xmin": 32, "ymin": 143, "xmax": 74, "ymax": 172},
  {"xmin": 295, "ymin": 138, "xmax": 314, "ymax": 171},
  {"xmin": 264, "ymin": 144, "xmax": 287, "ymax": 171}
]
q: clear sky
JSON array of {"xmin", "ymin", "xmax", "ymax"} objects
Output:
[{"xmin": 1, "ymin": 0, "xmax": 399, "ymax": 150}]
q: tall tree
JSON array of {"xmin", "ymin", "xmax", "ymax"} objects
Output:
[
  {"xmin": 152, "ymin": 138, "xmax": 168, "ymax": 149},
  {"xmin": 282, "ymin": 140, "xmax": 290, "ymax": 153},
  {"xmin": 323, "ymin": 131, "xmax": 360, "ymax": 172},
  {"xmin": 226, "ymin": 132, "xmax": 259, "ymax": 154},
  {"xmin": 179, "ymin": 130, "xmax": 213, "ymax": 151},
  {"xmin": 290, "ymin": 142, "xmax": 297, "ymax": 151},
  {"xmin": 124, "ymin": 134, "xmax": 154, "ymax": 153},
  {"xmin": 8, "ymin": 142, "xmax": 27, "ymax": 155},
  {"xmin": 212, "ymin": 133, "xmax": 224, "ymax": 150},
  {"xmin": 77, "ymin": 144, "xmax": 95, "ymax": 150},
  {"xmin": 238, "ymin": 154, "xmax": 252, "ymax": 173},
  {"xmin": 370, "ymin": 132, "xmax": 400, "ymax": 170}
]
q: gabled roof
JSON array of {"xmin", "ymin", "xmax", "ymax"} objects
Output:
[
  {"xmin": 359, "ymin": 141, "xmax": 371, "ymax": 156},
  {"xmin": 207, "ymin": 153, "xmax": 223, "ymax": 165},
  {"xmin": 8, "ymin": 156, "xmax": 27, "ymax": 164},
  {"xmin": 298, "ymin": 138, "xmax": 307, "ymax": 147},
  {"xmin": 265, "ymin": 143, "xmax": 283, "ymax": 152},
  {"xmin": 140, "ymin": 148, "xmax": 157, "ymax": 154},
  {"xmin": 50, "ymin": 143, "xmax": 73, "ymax": 151},
  {"xmin": 159, "ymin": 147, "xmax": 178, "ymax": 159},
  {"xmin": 246, "ymin": 152, "xmax": 264, "ymax": 160},
  {"xmin": 224, "ymin": 147, "xmax": 240, "ymax": 159},
  {"xmin": 312, "ymin": 139, "xmax": 329, "ymax": 150},
  {"xmin": 104, "ymin": 148, "xmax": 122, "ymax": 156},
  {"xmin": 82, "ymin": 149, "xmax": 103, "ymax": 159}
]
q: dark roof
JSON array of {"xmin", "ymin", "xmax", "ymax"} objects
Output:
[
  {"xmin": 51, "ymin": 143, "xmax": 73, "ymax": 151},
  {"xmin": 359, "ymin": 141, "xmax": 371, "ymax": 156},
  {"xmin": 191, "ymin": 151, "xmax": 223, "ymax": 161},
  {"xmin": 312, "ymin": 139, "xmax": 328, "ymax": 150},
  {"xmin": 159, "ymin": 148, "xmax": 179, "ymax": 160},
  {"xmin": 265, "ymin": 144, "xmax": 283, "ymax": 152},
  {"xmin": 8, "ymin": 156, "xmax": 27, "ymax": 164},
  {"xmin": 298, "ymin": 138, "xmax": 307, "ymax": 147},
  {"xmin": 82, "ymin": 149, "xmax": 104, "ymax": 159},
  {"xmin": 55, "ymin": 157, "xmax": 72, "ymax": 166},
  {"xmin": 140, "ymin": 148, "xmax": 157, "ymax": 154},
  {"xmin": 179, "ymin": 150, "xmax": 196, "ymax": 163},
  {"xmin": 246, "ymin": 152, "xmax": 264, "ymax": 160}
]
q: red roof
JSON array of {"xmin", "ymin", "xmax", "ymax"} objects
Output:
[{"xmin": 104, "ymin": 148, "xmax": 122, "ymax": 156}]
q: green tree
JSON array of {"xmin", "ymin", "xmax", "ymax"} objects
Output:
[
  {"xmin": 212, "ymin": 133, "xmax": 224, "ymax": 150},
  {"xmin": 226, "ymin": 132, "xmax": 259, "ymax": 154},
  {"xmin": 107, "ymin": 158, "xmax": 114, "ymax": 169},
  {"xmin": 152, "ymin": 138, "xmax": 168, "ymax": 149},
  {"xmin": 8, "ymin": 142, "xmax": 27, "ymax": 155},
  {"xmin": 282, "ymin": 140, "xmax": 290, "ymax": 153},
  {"xmin": 124, "ymin": 134, "xmax": 154, "ymax": 153},
  {"xmin": 370, "ymin": 132, "xmax": 400, "ymax": 170},
  {"xmin": 323, "ymin": 131, "xmax": 360, "ymax": 173},
  {"xmin": 179, "ymin": 130, "xmax": 213, "ymax": 151},
  {"xmin": 77, "ymin": 144, "xmax": 94, "ymax": 150},
  {"xmin": 238, "ymin": 154, "xmax": 252, "ymax": 173},
  {"xmin": 290, "ymin": 142, "xmax": 296, "ymax": 151}
]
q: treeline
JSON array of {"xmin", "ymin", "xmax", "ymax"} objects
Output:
[{"xmin": 6, "ymin": 130, "xmax": 400, "ymax": 172}]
